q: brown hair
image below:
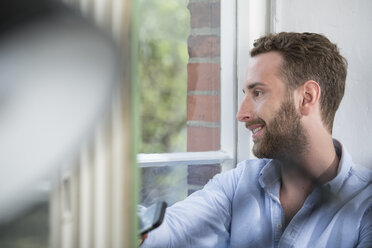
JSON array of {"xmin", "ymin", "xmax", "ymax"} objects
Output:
[{"xmin": 251, "ymin": 32, "xmax": 347, "ymax": 133}]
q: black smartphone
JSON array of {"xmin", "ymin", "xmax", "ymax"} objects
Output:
[{"xmin": 138, "ymin": 201, "xmax": 167, "ymax": 236}]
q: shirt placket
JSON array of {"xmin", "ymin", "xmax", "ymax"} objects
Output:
[
  {"xmin": 272, "ymin": 199, "xmax": 284, "ymax": 247},
  {"xmin": 278, "ymin": 193, "xmax": 316, "ymax": 247},
  {"xmin": 265, "ymin": 181, "xmax": 284, "ymax": 248}
]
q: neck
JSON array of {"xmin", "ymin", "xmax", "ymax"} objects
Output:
[
  {"xmin": 277, "ymin": 119, "xmax": 340, "ymax": 227},
  {"xmin": 279, "ymin": 135, "xmax": 339, "ymax": 194}
]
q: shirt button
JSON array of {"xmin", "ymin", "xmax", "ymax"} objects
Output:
[{"xmin": 276, "ymin": 224, "xmax": 282, "ymax": 229}]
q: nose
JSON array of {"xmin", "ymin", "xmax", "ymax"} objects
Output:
[{"xmin": 236, "ymin": 95, "xmax": 254, "ymax": 122}]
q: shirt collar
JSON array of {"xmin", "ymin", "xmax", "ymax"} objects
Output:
[
  {"xmin": 258, "ymin": 159, "xmax": 281, "ymax": 190},
  {"xmin": 258, "ymin": 159, "xmax": 281, "ymax": 203},
  {"xmin": 323, "ymin": 139, "xmax": 353, "ymax": 195},
  {"xmin": 258, "ymin": 139, "xmax": 353, "ymax": 196}
]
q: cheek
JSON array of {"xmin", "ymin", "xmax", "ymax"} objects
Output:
[{"xmin": 256, "ymin": 101, "xmax": 277, "ymax": 121}]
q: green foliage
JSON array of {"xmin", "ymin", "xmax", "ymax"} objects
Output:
[{"xmin": 138, "ymin": 0, "xmax": 190, "ymax": 153}]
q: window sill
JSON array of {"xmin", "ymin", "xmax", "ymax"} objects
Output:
[{"xmin": 137, "ymin": 150, "xmax": 234, "ymax": 168}]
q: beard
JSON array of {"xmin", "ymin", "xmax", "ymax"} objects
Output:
[{"xmin": 249, "ymin": 97, "xmax": 309, "ymax": 160}]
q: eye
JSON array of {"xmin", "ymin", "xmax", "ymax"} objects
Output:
[{"xmin": 253, "ymin": 90, "xmax": 263, "ymax": 97}]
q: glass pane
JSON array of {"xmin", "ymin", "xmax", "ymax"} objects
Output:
[
  {"xmin": 141, "ymin": 164, "xmax": 188, "ymax": 207},
  {"xmin": 139, "ymin": 0, "xmax": 189, "ymax": 153},
  {"xmin": 139, "ymin": 0, "xmax": 221, "ymax": 153},
  {"xmin": 140, "ymin": 163, "xmax": 221, "ymax": 207}
]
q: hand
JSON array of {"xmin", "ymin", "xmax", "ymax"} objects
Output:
[{"xmin": 138, "ymin": 233, "xmax": 148, "ymax": 247}]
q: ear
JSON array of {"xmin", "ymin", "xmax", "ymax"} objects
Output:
[{"xmin": 298, "ymin": 80, "xmax": 321, "ymax": 116}]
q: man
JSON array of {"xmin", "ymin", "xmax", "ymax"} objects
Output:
[{"xmin": 141, "ymin": 32, "xmax": 372, "ymax": 247}]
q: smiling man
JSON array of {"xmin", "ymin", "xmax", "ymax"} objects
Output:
[{"xmin": 141, "ymin": 32, "xmax": 372, "ymax": 248}]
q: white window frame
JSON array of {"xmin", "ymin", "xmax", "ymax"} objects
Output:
[
  {"xmin": 236, "ymin": 0, "xmax": 274, "ymax": 162},
  {"xmin": 138, "ymin": 0, "xmax": 237, "ymax": 172}
]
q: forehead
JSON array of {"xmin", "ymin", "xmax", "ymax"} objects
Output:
[{"xmin": 245, "ymin": 51, "xmax": 285, "ymax": 87}]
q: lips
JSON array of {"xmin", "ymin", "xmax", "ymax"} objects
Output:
[
  {"xmin": 252, "ymin": 126, "xmax": 263, "ymax": 134},
  {"xmin": 246, "ymin": 123, "xmax": 265, "ymax": 139}
]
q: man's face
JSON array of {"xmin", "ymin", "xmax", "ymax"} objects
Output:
[{"xmin": 236, "ymin": 52, "xmax": 308, "ymax": 159}]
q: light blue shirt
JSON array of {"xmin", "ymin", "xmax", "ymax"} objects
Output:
[{"xmin": 142, "ymin": 141, "xmax": 372, "ymax": 247}]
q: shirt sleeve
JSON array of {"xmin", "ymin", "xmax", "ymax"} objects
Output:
[
  {"xmin": 141, "ymin": 165, "xmax": 243, "ymax": 248},
  {"xmin": 357, "ymin": 205, "xmax": 372, "ymax": 248}
]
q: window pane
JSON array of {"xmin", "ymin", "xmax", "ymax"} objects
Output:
[
  {"xmin": 139, "ymin": 0, "xmax": 189, "ymax": 153},
  {"xmin": 140, "ymin": 163, "xmax": 221, "ymax": 207},
  {"xmin": 139, "ymin": 0, "xmax": 222, "ymax": 204},
  {"xmin": 139, "ymin": 0, "xmax": 221, "ymax": 153},
  {"xmin": 141, "ymin": 165, "xmax": 188, "ymax": 207}
]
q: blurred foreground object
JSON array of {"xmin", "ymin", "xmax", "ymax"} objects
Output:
[{"xmin": 0, "ymin": 0, "xmax": 138, "ymax": 247}]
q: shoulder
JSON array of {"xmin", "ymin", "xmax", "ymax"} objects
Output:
[
  {"xmin": 208, "ymin": 159, "xmax": 271, "ymax": 191},
  {"xmin": 340, "ymin": 158, "xmax": 372, "ymax": 211},
  {"xmin": 236, "ymin": 158, "xmax": 271, "ymax": 175},
  {"xmin": 336, "ymin": 139, "xmax": 372, "ymax": 183},
  {"xmin": 347, "ymin": 162, "xmax": 372, "ymax": 203},
  {"xmin": 344, "ymin": 163, "xmax": 372, "ymax": 227},
  {"xmin": 203, "ymin": 159, "xmax": 270, "ymax": 193},
  {"xmin": 334, "ymin": 139, "xmax": 372, "ymax": 192},
  {"xmin": 351, "ymin": 163, "xmax": 372, "ymax": 183},
  {"xmin": 214, "ymin": 158, "xmax": 271, "ymax": 181},
  {"xmin": 358, "ymin": 204, "xmax": 372, "ymax": 246}
]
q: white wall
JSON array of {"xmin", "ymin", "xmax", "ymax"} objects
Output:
[
  {"xmin": 273, "ymin": 0, "xmax": 372, "ymax": 168},
  {"xmin": 237, "ymin": 0, "xmax": 372, "ymax": 168}
]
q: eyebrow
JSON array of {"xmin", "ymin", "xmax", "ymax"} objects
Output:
[
  {"xmin": 242, "ymin": 82, "xmax": 266, "ymax": 93},
  {"xmin": 247, "ymin": 82, "xmax": 266, "ymax": 90}
]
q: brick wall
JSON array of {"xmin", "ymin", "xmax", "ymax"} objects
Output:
[{"xmin": 187, "ymin": 0, "xmax": 221, "ymax": 195}]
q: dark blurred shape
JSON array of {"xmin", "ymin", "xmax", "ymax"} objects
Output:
[
  {"xmin": 0, "ymin": 203, "xmax": 49, "ymax": 248},
  {"xmin": 0, "ymin": 0, "xmax": 120, "ymax": 226},
  {"xmin": 0, "ymin": 0, "xmax": 57, "ymax": 35}
]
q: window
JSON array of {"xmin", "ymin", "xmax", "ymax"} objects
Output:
[{"xmin": 138, "ymin": 0, "xmax": 236, "ymax": 207}]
